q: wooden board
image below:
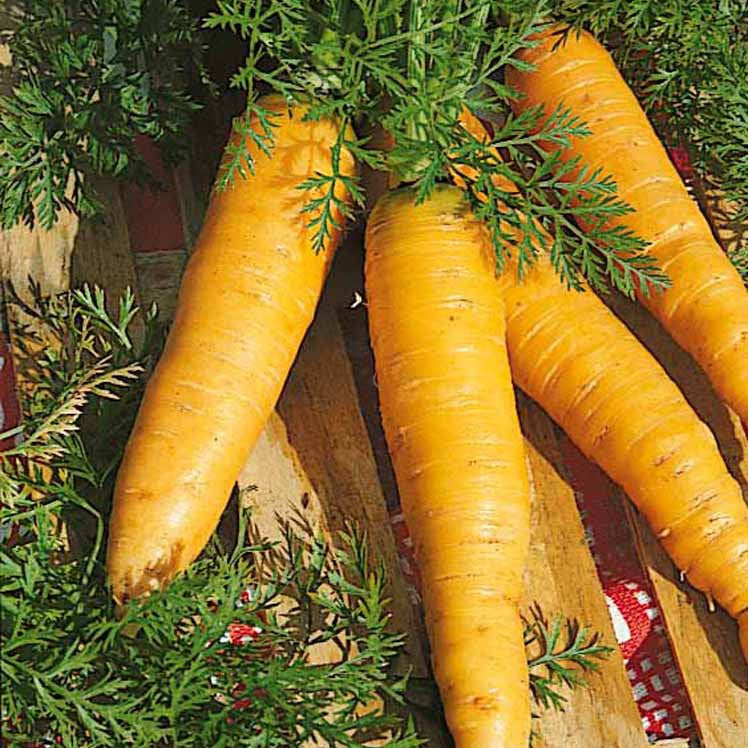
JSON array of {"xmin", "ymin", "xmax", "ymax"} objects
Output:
[
  {"xmin": 133, "ymin": 249, "xmax": 189, "ymax": 323},
  {"xmin": 519, "ymin": 397, "xmax": 650, "ymax": 748},
  {"xmin": 1, "ymin": 210, "xmax": 79, "ymax": 304},
  {"xmin": 20, "ymin": 101, "xmax": 740, "ymax": 743},
  {"xmin": 603, "ymin": 291, "xmax": 748, "ymax": 748},
  {"xmin": 1, "ymin": 177, "xmax": 141, "ymax": 323},
  {"xmin": 275, "ymin": 292, "xmax": 432, "ymax": 674},
  {"xmin": 70, "ymin": 177, "xmax": 142, "ymax": 319}
]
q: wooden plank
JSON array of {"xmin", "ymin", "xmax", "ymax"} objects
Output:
[
  {"xmin": 1, "ymin": 177, "xmax": 140, "ymax": 337},
  {"xmin": 173, "ymin": 160, "xmax": 203, "ymax": 252},
  {"xmin": 70, "ymin": 177, "xmax": 141, "ymax": 313},
  {"xmin": 519, "ymin": 396, "xmax": 650, "ymax": 748},
  {"xmin": 238, "ymin": 411, "xmax": 326, "ymax": 541},
  {"xmin": 603, "ymin": 291, "xmax": 748, "ymax": 748},
  {"xmin": 276, "ymin": 289, "xmax": 429, "ymax": 675},
  {"xmin": 1, "ymin": 211, "xmax": 78, "ymax": 303},
  {"xmin": 231, "ymin": 244, "xmax": 448, "ymax": 748},
  {"xmin": 623, "ymin": 502, "xmax": 748, "ymax": 748},
  {"xmin": 133, "ymin": 249, "xmax": 188, "ymax": 323}
]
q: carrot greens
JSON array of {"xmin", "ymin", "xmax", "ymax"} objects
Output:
[
  {"xmin": 0, "ymin": 0, "xmax": 209, "ymax": 230},
  {"xmin": 199, "ymin": 0, "xmax": 667, "ymax": 294},
  {"xmin": 3, "ymin": 2, "xmax": 742, "ymax": 287}
]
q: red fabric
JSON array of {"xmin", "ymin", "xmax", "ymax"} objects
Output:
[
  {"xmin": 121, "ymin": 135, "xmax": 185, "ymax": 254},
  {"xmin": 0, "ymin": 333, "xmax": 20, "ymax": 451},
  {"xmin": 560, "ymin": 438, "xmax": 696, "ymax": 740}
]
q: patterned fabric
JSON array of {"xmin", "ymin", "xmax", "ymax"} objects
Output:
[{"xmin": 560, "ymin": 438, "xmax": 696, "ymax": 741}]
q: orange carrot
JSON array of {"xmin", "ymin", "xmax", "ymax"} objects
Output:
[
  {"xmin": 458, "ymin": 107, "xmax": 748, "ymax": 661},
  {"xmin": 505, "ymin": 27, "xmax": 748, "ymax": 425},
  {"xmin": 107, "ymin": 95, "xmax": 354, "ymax": 603},
  {"xmin": 501, "ymin": 251, "xmax": 748, "ymax": 661},
  {"xmin": 366, "ymin": 185, "xmax": 531, "ymax": 747}
]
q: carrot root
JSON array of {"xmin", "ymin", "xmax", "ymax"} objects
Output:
[
  {"xmin": 505, "ymin": 27, "xmax": 748, "ymax": 425},
  {"xmin": 500, "ymin": 253, "xmax": 748, "ymax": 656},
  {"xmin": 366, "ymin": 185, "xmax": 531, "ymax": 747},
  {"xmin": 107, "ymin": 96, "xmax": 354, "ymax": 602}
]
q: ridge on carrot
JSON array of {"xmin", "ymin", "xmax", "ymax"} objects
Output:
[{"xmin": 505, "ymin": 26, "xmax": 748, "ymax": 426}]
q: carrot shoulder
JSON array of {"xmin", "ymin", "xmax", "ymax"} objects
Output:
[
  {"xmin": 505, "ymin": 28, "xmax": 748, "ymax": 425},
  {"xmin": 107, "ymin": 95, "xmax": 354, "ymax": 602},
  {"xmin": 366, "ymin": 185, "xmax": 531, "ymax": 747}
]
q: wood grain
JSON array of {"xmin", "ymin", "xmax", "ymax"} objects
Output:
[
  {"xmin": 1, "ymin": 177, "xmax": 141, "ymax": 337},
  {"xmin": 70, "ymin": 177, "xmax": 142, "ymax": 315},
  {"xmin": 133, "ymin": 249, "xmax": 188, "ymax": 323},
  {"xmin": 603, "ymin": 291, "xmax": 748, "ymax": 748},
  {"xmin": 276, "ymin": 283, "xmax": 430, "ymax": 678},
  {"xmin": 1, "ymin": 210, "xmax": 78, "ymax": 303},
  {"xmin": 519, "ymin": 396, "xmax": 650, "ymax": 748}
]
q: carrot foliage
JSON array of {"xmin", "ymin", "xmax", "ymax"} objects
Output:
[
  {"xmin": 0, "ymin": 287, "xmax": 421, "ymax": 748},
  {"xmin": 3, "ymin": 2, "xmax": 743, "ymax": 286},
  {"xmin": 203, "ymin": 0, "xmax": 402, "ymax": 252},
  {"xmin": 0, "ymin": 0, "xmax": 210, "ymax": 231},
  {"xmin": 524, "ymin": 606, "xmax": 612, "ymax": 712},
  {"xmin": 371, "ymin": 1, "xmax": 667, "ymax": 295},
  {"xmin": 206, "ymin": 0, "xmax": 668, "ymax": 295}
]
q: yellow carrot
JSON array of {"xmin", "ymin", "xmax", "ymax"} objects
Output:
[
  {"xmin": 501, "ymin": 251, "xmax": 748, "ymax": 661},
  {"xmin": 366, "ymin": 185, "xmax": 531, "ymax": 747},
  {"xmin": 459, "ymin": 107, "xmax": 748, "ymax": 661},
  {"xmin": 107, "ymin": 95, "xmax": 354, "ymax": 603},
  {"xmin": 505, "ymin": 27, "xmax": 748, "ymax": 425}
]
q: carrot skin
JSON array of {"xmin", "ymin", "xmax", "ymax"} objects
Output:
[
  {"xmin": 505, "ymin": 28, "xmax": 748, "ymax": 425},
  {"xmin": 366, "ymin": 185, "xmax": 531, "ymax": 747},
  {"xmin": 107, "ymin": 96, "xmax": 354, "ymax": 602},
  {"xmin": 456, "ymin": 106, "xmax": 748, "ymax": 659}
]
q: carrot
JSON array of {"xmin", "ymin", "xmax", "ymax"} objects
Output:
[
  {"xmin": 501, "ymin": 251, "xmax": 748, "ymax": 660},
  {"xmin": 366, "ymin": 184, "xmax": 531, "ymax": 747},
  {"xmin": 107, "ymin": 95, "xmax": 354, "ymax": 603},
  {"xmin": 455, "ymin": 107, "xmax": 748, "ymax": 660},
  {"xmin": 505, "ymin": 27, "xmax": 748, "ymax": 425}
]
